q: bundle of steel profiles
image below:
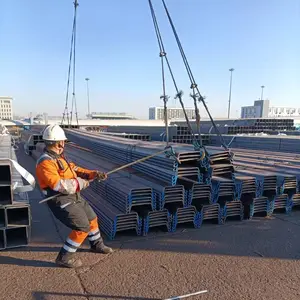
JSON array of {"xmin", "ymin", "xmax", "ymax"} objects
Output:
[
  {"xmin": 143, "ymin": 209, "xmax": 172, "ymax": 236},
  {"xmin": 290, "ymin": 194, "xmax": 300, "ymax": 209},
  {"xmin": 249, "ymin": 197, "xmax": 270, "ymax": 218},
  {"xmin": 82, "ymin": 188, "xmax": 142, "ymax": 240},
  {"xmin": 171, "ymin": 206, "xmax": 201, "ymax": 231},
  {"xmin": 221, "ymin": 201, "xmax": 244, "ymax": 222},
  {"xmin": 0, "ymin": 135, "xmax": 31, "ymax": 250},
  {"xmin": 186, "ymin": 183, "xmax": 212, "ymax": 207},
  {"xmin": 65, "ymin": 129, "xmax": 229, "ymax": 185},
  {"xmin": 270, "ymin": 194, "xmax": 290, "ymax": 214},
  {"xmin": 211, "ymin": 177, "xmax": 235, "ymax": 205},
  {"xmin": 94, "ymin": 131, "xmax": 151, "ymax": 142},
  {"xmin": 23, "ymin": 125, "xmax": 300, "ymax": 240},
  {"xmin": 199, "ymin": 203, "xmax": 222, "ymax": 225}
]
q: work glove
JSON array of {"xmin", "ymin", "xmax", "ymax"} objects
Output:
[
  {"xmin": 77, "ymin": 178, "xmax": 90, "ymax": 190},
  {"xmin": 95, "ymin": 171, "xmax": 108, "ymax": 181}
]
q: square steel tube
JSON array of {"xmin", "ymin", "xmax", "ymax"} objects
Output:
[
  {"xmin": 5, "ymin": 226, "xmax": 29, "ymax": 249},
  {"xmin": 0, "ymin": 160, "xmax": 12, "ymax": 185},
  {"xmin": 6, "ymin": 205, "xmax": 30, "ymax": 227}
]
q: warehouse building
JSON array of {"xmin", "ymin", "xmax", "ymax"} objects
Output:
[
  {"xmin": 241, "ymin": 100, "xmax": 300, "ymax": 119},
  {"xmin": 149, "ymin": 107, "xmax": 195, "ymax": 120},
  {"xmin": 0, "ymin": 96, "xmax": 13, "ymax": 120}
]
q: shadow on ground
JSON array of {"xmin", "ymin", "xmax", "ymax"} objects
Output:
[{"xmin": 32, "ymin": 291, "xmax": 160, "ymax": 300}]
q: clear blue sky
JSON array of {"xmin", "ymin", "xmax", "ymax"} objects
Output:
[{"xmin": 0, "ymin": 0, "xmax": 299, "ymax": 119}]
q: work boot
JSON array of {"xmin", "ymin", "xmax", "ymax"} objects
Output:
[
  {"xmin": 55, "ymin": 249, "xmax": 83, "ymax": 268},
  {"xmin": 90, "ymin": 239, "xmax": 113, "ymax": 254}
]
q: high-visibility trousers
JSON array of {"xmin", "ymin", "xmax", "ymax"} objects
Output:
[{"xmin": 47, "ymin": 192, "xmax": 96, "ymax": 233}]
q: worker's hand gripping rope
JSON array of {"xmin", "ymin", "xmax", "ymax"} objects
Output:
[{"xmin": 95, "ymin": 171, "xmax": 108, "ymax": 181}]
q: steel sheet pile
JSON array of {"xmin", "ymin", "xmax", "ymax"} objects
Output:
[
  {"xmin": 63, "ymin": 130, "xmax": 241, "ymax": 234},
  {"xmin": 0, "ymin": 135, "xmax": 31, "ymax": 250},
  {"xmin": 25, "ymin": 127, "xmax": 300, "ymax": 240}
]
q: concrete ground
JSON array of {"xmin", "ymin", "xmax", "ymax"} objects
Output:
[{"xmin": 1, "ymin": 151, "xmax": 300, "ymax": 300}]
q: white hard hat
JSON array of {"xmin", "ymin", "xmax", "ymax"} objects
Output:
[{"xmin": 42, "ymin": 124, "xmax": 67, "ymax": 141}]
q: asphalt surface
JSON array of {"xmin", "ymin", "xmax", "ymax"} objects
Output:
[{"xmin": 1, "ymin": 150, "xmax": 300, "ymax": 300}]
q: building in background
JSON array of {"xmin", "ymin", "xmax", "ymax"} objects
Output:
[
  {"xmin": 149, "ymin": 107, "xmax": 195, "ymax": 120},
  {"xmin": 241, "ymin": 100, "xmax": 300, "ymax": 118},
  {"xmin": 0, "ymin": 97, "xmax": 13, "ymax": 120},
  {"xmin": 90, "ymin": 112, "xmax": 135, "ymax": 120}
]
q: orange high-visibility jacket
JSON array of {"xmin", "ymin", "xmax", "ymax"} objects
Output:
[{"xmin": 36, "ymin": 151, "xmax": 95, "ymax": 196}]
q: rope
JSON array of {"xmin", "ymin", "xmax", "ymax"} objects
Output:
[
  {"xmin": 161, "ymin": 0, "xmax": 228, "ymax": 150},
  {"xmin": 62, "ymin": 0, "xmax": 79, "ymax": 127}
]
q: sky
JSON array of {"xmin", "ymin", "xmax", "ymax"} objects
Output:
[{"xmin": 0, "ymin": 0, "xmax": 299, "ymax": 119}]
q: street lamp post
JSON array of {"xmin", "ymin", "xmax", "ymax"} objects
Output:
[
  {"xmin": 228, "ymin": 68, "xmax": 234, "ymax": 119},
  {"xmin": 85, "ymin": 78, "xmax": 90, "ymax": 117},
  {"xmin": 261, "ymin": 85, "xmax": 265, "ymax": 101}
]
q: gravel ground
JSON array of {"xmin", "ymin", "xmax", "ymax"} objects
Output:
[{"xmin": 0, "ymin": 151, "xmax": 300, "ymax": 300}]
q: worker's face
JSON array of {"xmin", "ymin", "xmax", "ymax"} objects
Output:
[{"xmin": 56, "ymin": 141, "xmax": 65, "ymax": 155}]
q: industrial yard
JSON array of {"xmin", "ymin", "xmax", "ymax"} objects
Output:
[
  {"xmin": 1, "ymin": 0, "xmax": 299, "ymax": 298},
  {"xmin": 1, "ymin": 124, "xmax": 300, "ymax": 300}
]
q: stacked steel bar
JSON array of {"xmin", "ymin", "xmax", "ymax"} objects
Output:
[
  {"xmin": 171, "ymin": 206, "xmax": 201, "ymax": 231},
  {"xmin": 0, "ymin": 135, "xmax": 31, "ymax": 250},
  {"xmin": 82, "ymin": 188, "xmax": 142, "ymax": 240},
  {"xmin": 143, "ymin": 209, "xmax": 172, "ymax": 236},
  {"xmin": 65, "ymin": 130, "xmax": 213, "ymax": 185},
  {"xmin": 221, "ymin": 201, "xmax": 244, "ymax": 222},
  {"xmin": 249, "ymin": 197, "xmax": 269, "ymax": 218}
]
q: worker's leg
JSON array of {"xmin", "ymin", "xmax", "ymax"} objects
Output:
[
  {"xmin": 47, "ymin": 195, "xmax": 91, "ymax": 267},
  {"xmin": 56, "ymin": 229, "xmax": 88, "ymax": 268},
  {"xmin": 79, "ymin": 195, "xmax": 113, "ymax": 254},
  {"xmin": 88, "ymin": 217, "xmax": 113, "ymax": 254}
]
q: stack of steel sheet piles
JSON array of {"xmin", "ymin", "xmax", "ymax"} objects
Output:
[
  {"xmin": 97, "ymin": 132, "xmax": 151, "ymax": 141},
  {"xmin": 200, "ymin": 203, "xmax": 222, "ymax": 225},
  {"xmin": 143, "ymin": 209, "xmax": 172, "ymax": 236},
  {"xmin": 221, "ymin": 201, "xmax": 244, "ymax": 222},
  {"xmin": 156, "ymin": 185, "xmax": 185, "ymax": 210},
  {"xmin": 249, "ymin": 197, "xmax": 270, "ymax": 218},
  {"xmin": 211, "ymin": 177, "xmax": 235, "ymax": 205},
  {"xmin": 270, "ymin": 194, "xmax": 290, "ymax": 214},
  {"xmin": 276, "ymin": 175, "xmax": 297, "ymax": 197},
  {"xmin": 186, "ymin": 183, "xmax": 211, "ymax": 207},
  {"xmin": 82, "ymin": 188, "xmax": 142, "ymax": 240},
  {"xmin": 233, "ymin": 174, "xmax": 257, "ymax": 218},
  {"xmin": 66, "ymin": 130, "xmax": 213, "ymax": 185},
  {"xmin": 290, "ymin": 194, "xmax": 300, "ymax": 209},
  {"xmin": 89, "ymin": 179, "xmax": 155, "ymax": 214},
  {"xmin": 204, "ymin": 149, "xmax": 234, "ymax": 178},
  {"xmin": 0, "ymin": 135, "xmax": 31, "ymax": 250},
  {"xmin": 235, "ymin": 169, "xmax": 277, "ymax": 198},
  {"xmin": 171, "ymin": 206, "xmax": 201, "ymax": 231},
  {"xmin": 64, "ymin": 146, "xmax": 157, "ymax": 213}
]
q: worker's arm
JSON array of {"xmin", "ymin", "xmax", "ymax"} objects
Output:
[
  {"xmin": 36, "ymin": 160, "xmax": 89, "ymax": 194},
  {"xmin": 69, "ymin": 162, "xmax": 107, "ymax": 181}
]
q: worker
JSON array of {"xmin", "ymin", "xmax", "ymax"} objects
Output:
[{"xmin": 36, "ymin": 124, "xmax": 113, "ymax": 268}]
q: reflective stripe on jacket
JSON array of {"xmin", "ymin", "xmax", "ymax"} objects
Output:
[{"xmin": 36, "ymin": 151, "xmax": 94, "ymax": 195}]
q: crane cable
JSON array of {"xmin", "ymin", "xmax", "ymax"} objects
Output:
[
  {"xmin": 62, "ymin": 0, "xmax": 79, "ymax": 127},
  {"xmin": 148, "ymin": 0, "xmax": 198, "ymax": 148},
  {"xmin": 161, "ymin": 0, "xmax": 228, "ymax": 150},
  {"xmin": 148, "ymin": 0, "xmax": 169, "ymax": 145}
]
